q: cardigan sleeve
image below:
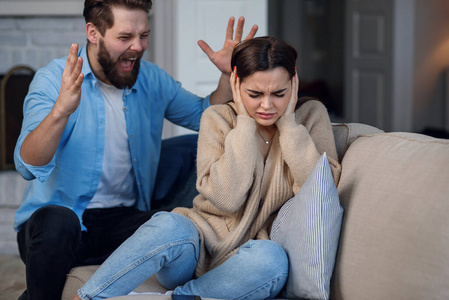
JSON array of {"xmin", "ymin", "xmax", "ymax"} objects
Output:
[
  {"xmin": 195, "ymin": 105, "xmax": 262, "ymax": 213},
  {"xmin": 276, "ymin": 100, "xmax": 341, "ymax": 193}
]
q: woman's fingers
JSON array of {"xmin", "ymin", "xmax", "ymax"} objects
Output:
[
  {"xmin": 286, "ymin": 69, "xmax": 299, "ymax": 115},
  {"xmin": 230, "ymin": 68, "xmax": 249, "ymax": 116}
]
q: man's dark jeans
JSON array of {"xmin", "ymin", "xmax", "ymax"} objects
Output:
[{"xmin": 16, "ymin": 134, "xmax": 199, "ymax": 300}]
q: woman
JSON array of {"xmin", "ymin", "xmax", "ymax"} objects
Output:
[{"xmin": 75, "ymin": 36, "xmax": 341, "ymax": 300}]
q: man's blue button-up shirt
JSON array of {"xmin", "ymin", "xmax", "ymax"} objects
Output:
[{"xmin": 14, "ymin": 45, "xmax": 210, "ymax": 231}]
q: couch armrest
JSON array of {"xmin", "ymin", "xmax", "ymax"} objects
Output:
[{"xmin": 331, "ymin": 123, "xmax": 384, "ymax": 162}]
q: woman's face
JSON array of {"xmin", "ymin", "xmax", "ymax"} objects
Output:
[{"xmin": 240, "ymin": 67, "xmax": 292, "ymax": 128}]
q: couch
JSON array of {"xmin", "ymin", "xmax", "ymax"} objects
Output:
[{"xmin": 61, "ymin": 122, "xmax": 449, "ymax": 300}]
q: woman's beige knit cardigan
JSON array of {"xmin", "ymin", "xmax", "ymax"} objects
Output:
[{"xmin": 173, "ymin": 100, "xmax": 341, "ymax": 277}]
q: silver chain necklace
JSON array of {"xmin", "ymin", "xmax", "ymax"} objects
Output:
[{"xmin": 257, "ymin": 129, "xmax": 276, "ymax": 144}]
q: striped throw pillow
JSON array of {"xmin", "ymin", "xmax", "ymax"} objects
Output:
[{"xmin": 270, "ymin": 153, "xmax": 343, "ymax": 299}]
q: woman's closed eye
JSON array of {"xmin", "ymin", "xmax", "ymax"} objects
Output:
[
  {"xmin": 249, "ymin": 93, "xmax": 261, "ymax": 98},
  {"xmin": 246, "ymin": 88, "xmax": 287, "ymax": 98},
  {"xmin": 273, "ymin": 93, "xmax": 286, "ymax": 98},
  {"xmin": 273, "ymin": 88, "xmax": 287, "ymax": 98},
  {"xmin": 247, "ymin": 90, "xmax": 262, "ymax": 98}
]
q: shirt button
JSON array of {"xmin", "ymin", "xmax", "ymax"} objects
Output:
[
  {"xmin": 130, "ymin": 134, "xmax": 134, "ymax": 138},
  {"xmin": 123, "ymin": 107, "xmax": 127, "ymax": 111},
  {"xmin": 133, "ymin": 159, "xmax": 137, "ymax": 163}
]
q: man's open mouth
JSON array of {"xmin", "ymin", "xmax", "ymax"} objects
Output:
[{"xmin": 119, "ymin": 57, "xmax": 137, "ymax": 72}]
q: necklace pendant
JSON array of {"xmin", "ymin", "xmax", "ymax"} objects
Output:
[{"xmin": 257, "ymin": 129, "xmax": 275, "ymax": 145}]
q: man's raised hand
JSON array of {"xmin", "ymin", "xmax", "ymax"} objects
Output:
[
  {"xmin": 198, "ymin": 16, "xmax": 258, "ymax": 75},
  {"xmin": 55, "ymin": 43, "xmax": 84, "ymax": 118}
]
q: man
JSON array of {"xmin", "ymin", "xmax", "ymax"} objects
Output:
[{"xmin": 13, "ymin": 1, "xmax": 258, "ymax": 299}]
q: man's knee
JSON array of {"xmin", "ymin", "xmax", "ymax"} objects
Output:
[{"xmin": 28, "ymin": 205, "xmax": 80, "ymax": 243}]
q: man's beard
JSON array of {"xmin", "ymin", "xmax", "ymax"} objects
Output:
[{"xmin": 97, "ymin": 39, "xmax": 142, "ymax": 89}]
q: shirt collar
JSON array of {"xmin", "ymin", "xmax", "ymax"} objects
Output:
[{"xmin": 79, "ymin": 45, "xmax": 93, "ymax": 78}]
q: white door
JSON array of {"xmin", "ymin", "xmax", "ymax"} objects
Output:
[
  {"xmin": 153, "ymin": 0, "xmax": 268, "ymax": 138},
  {"xmin": 345, "ymin": 0, "xmax": 393, "ymax": 131},
  {"xmin": 345, "ymin": 0, "xmax": 414, "ymax": 132}
]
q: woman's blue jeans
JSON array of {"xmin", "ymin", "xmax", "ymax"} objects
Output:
[{"xmin": 77, "ymin": 212, "xmax": 288, "ymax": 300}]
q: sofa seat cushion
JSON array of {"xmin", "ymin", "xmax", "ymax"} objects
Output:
[{"xmin": 332, "ymin": 132, "xmax": 449, "ymax": 299}]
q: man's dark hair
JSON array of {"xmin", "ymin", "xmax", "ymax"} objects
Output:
[{"xmin": 83, "ymin": 0, "xmax": 152, "ymax": 36}]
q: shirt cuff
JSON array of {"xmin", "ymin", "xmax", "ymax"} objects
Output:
[{"xmin": 16, "ymin": 151, "xmax": 56, "ymax": 182}]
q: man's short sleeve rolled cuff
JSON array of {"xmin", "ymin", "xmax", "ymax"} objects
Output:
[{"xmin": 15, "ymin": 151, "xmax": 56, "ymax": 182}]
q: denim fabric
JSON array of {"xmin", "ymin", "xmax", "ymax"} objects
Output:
[
  {"xmin": 78, "ymin": 212, "xmax": 199, "ymax": 299},
  {"xmin": 78, "ymin": 212, "xmax": 288, "ymax": 300},
  {"xmin": 175, "ymin": 239, "xmax": 288, "ymax": 300}
]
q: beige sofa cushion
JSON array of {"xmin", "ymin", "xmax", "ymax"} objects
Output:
[{"xmin": 332, "ymin": 132, "xmax": 449, "ymax": 300}]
